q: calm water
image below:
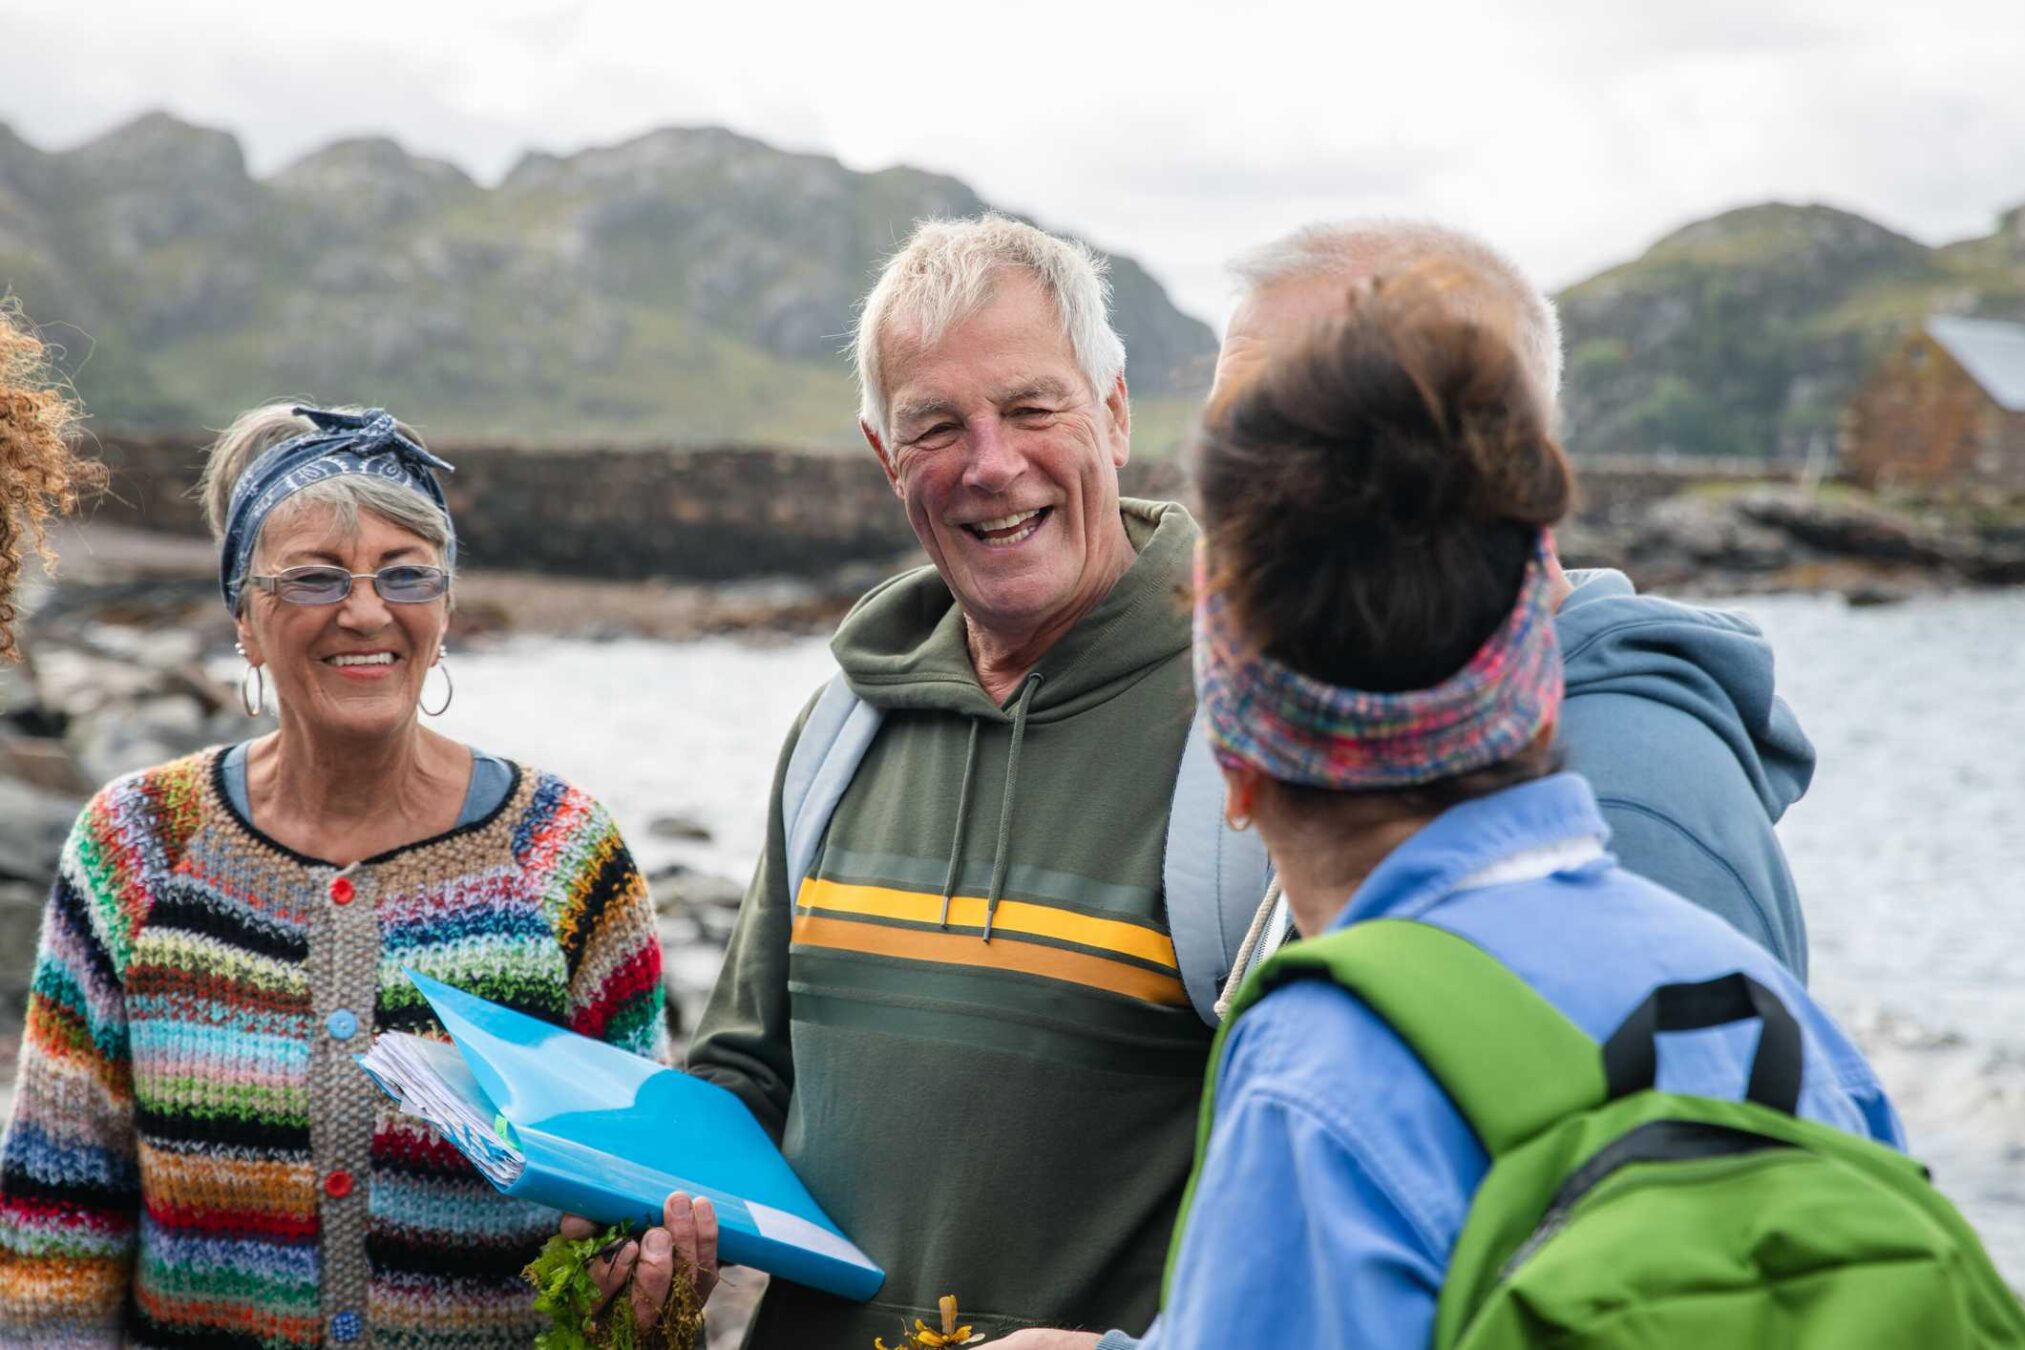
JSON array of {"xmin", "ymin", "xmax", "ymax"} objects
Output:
[{"xmin": 434, "ymin": 590, "xmax": 2025, "ymax": 1282}]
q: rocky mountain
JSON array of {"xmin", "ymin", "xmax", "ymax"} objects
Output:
[
  {"xmin": 12, "ymin": 111, "xmax": 2021, "ymax": 461},
  {"xmin": 1558, "ymin": 201, "xmax": 2025, "ymax": 460},
  {"xmin": 0, "ymin": 113, "xmax": 1217, "ymax": 449}
]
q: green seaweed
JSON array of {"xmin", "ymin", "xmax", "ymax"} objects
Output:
[{"xmin": 523, "ymin": 1222, "xmax": 706, "ymax": 1349}]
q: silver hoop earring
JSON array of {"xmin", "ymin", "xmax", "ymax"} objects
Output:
[
  {"xmin": 240, "ymin": 663, "xmax": 266, "ymax": 718},
  {"xmin": 420, "ymin": 654, "xmax": 454, "ymax": 717}
]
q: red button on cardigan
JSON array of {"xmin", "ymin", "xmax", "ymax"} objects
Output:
[
  {"xmin": 331, "ymin": 876, "xmax": 355, "ymax": 905},
  {"xmin": 324, "ymin": 1169, "xmax": 355, "ymax": 1198}
]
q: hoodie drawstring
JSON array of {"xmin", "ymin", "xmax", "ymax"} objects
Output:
[
  {"xmin": 935, "ymin": 672, "xmax": 1043, "ymax": 943},
  {"xmin": 982, "ymin": 673, "xmax": 1041, "ymax": 943},
  {"xmin": 937, "ymin": 719, "xmax": 983, "ymax": 929}
]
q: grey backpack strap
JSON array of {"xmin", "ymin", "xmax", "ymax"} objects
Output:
[
  {"xmin": 782, "ymin": 672, "xmax": 885, "ymax": 895},
  {"xmin": 1164, "ymin": 704, "xmax": 1274, "ymax": 1026}
]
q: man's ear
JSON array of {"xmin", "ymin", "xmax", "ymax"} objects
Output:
[
  {"xmin": 1531, "ymin": 719, "xmax": 1557, "ymax": 754},
  {"xmin": 862, "ymin": 419, "xmax": 904, "ymax": 499},
  {"xmin": 1542, "ymin": 534, "xmax": 1574, "ymax": 611},
  {"xmin": 1104, "ymin": 373, "xmax": 1131, "ymax": 468}
]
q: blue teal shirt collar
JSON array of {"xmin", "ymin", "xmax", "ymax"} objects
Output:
[{"xmin": 1331, "ymin": 773, "xmax": 1611, "ymax": 933}]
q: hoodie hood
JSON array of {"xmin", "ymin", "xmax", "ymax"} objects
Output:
[
  {"xmin": 1558, "ymin": 568, "xmax": 1814, "ymax": 823},
  {"xmin": 832, "ymin": 498, "xmax": 1196, "ymax": 722}
]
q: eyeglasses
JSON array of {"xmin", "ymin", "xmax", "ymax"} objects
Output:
[{"xmin": 245, "ymin": 564, "xmax": 452, "ymax": 606}]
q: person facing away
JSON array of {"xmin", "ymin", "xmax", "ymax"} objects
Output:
[
  {"xmin": 1212, "ymin": 221, "xmax": 1813, "ymax": 981},
  {"xmin": 1141, "ymin": 266, "xmax": 1901, "ymax": 1348},
  {"xmin": 0, "ymin": 403, "xmax": 668, "ymax": 1346}
]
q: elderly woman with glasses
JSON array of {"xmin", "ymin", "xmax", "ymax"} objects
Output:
[{"xmin": 0, "ymin": 404, "xmax": 668, "ymax": 1346}]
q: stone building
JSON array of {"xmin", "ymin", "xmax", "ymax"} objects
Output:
[{"xmin": 1843, "ymin": 315, "xmax": 2025, "ymax": 490}]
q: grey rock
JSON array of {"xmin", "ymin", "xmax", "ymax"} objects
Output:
[
  {"xmin": 0, "ymin": 881, "xmax": 46, "ymax": 1006},
  {"xmin": 1642, "ymin": 494, "xmax": 1796, "ymax": 571},
  {"xmin": 1736, "ymin": 490, "xmax": 1963, "ymax": 568},
  {"xmin": 676, "ymin": 872, "xmax": 746, "ymax": 913},
  {"xmin": 69, "ymin": 694, "xmax": 217, "ymax": 784},
  {"xmin": 0, "ymin": 779, "xmax": 82, "ymax": 885},
  {"xmin": 28, "ymin": 644, "xmax": 163, "ymax": 717},
  {"xmin": 647, "ymin": 814, "xmax": 714, "ymax": 843}
]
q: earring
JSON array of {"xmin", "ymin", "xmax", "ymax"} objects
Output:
[
  {"xmin": 240, "ymin": 662, "xmax": 266, "ymax": 717},
  {"xmin": 420, "ymin": 650, "xmax": 454, "ymax": 717},
  {"xmin": 1225, "ymin": 810, "xmax": 1252, "ymax": 832}
]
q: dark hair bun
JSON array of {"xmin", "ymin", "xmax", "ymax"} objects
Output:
[{"xmin": 1196, "ymin": 262, "xmax": 1573, "ymax": 693}]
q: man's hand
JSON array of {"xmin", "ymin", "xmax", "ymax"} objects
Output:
[
  {"xmin": 991, "ymin": 1332, "xmax": 1104, "ymax": 1349},
  {"xmin": 559, "ymin": 1190, "xmax": 720, "ymax": 1330}
]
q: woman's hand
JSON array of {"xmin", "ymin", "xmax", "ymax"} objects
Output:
[{"xmin": 559, "ymin": 1190, "xmax": 720, "ymax": 1330}]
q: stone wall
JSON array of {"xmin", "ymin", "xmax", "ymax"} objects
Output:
[{"xmin": 83, "ymin": 433, "xmax": 1190, "ymax": 580}]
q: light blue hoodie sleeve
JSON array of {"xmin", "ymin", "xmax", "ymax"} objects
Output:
[
  {"xmin": 1134, "ymin": 1024, "xmax": 1449, "ymax": 1350},
  {"xmin": 1554, "ymin": 570, "xmax": 1813, "ymax": 981}
]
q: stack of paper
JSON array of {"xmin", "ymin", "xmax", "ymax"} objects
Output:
[
  {"xmin": 356, "ymin": 970, "xmax": 885, "ymax": 1303},
  {"xmin": 359, "ymin": 1031, "xmax": 525, "ymax": 1186}
]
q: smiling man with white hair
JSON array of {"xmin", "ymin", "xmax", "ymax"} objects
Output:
[{"xmin": 667, "ymin": 214, "xmax": 1268, "ymax": 1347}]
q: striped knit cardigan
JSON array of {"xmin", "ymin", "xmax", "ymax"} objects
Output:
[{"xmin": 0, "ymin": 746, "xmax": 669, "ymax": 1347}]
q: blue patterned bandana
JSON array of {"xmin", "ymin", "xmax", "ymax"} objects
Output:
[{"xmin": 219, "ymin": 406, "xmax": 456, "ymax": 615}]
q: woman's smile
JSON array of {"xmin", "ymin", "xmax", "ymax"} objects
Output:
[{"xmin": 322, "ymin": 648, "xmax": 404, "ymax": 680}]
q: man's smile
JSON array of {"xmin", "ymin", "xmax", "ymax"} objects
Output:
[{"xmin": 961, "ymin": 506, "xmax": 1053, "ymax": 546}]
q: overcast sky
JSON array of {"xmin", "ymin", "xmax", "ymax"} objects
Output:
[{"xmin": 7, "ymin": 0, "xmax": 2023, "ymax": 327}]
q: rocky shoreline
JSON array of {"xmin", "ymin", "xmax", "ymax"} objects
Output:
[
  {"xmin": 1557, "ymin": 482, "xmax": 2025, "ymax": 600},
  {"xmin": 4, "ymin": 477, "xmax": 2021, "ymax": 1024}
]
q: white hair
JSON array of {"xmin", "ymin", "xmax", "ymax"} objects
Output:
[
  {"xmin": 853, "ymin": 214, "xmax": 1127, "ymax": 440},
  {"xmin": 1230, "ymin": 219, "xmax": 1563, "ymax": 404}
]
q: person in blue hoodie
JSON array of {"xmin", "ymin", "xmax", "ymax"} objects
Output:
[
  {"xmin": 1136, "ymin": 264, "xmax": 1895, "ymax": 1348},
  {"xmin": 1212, "ymin": 219, "xmax": 1811, "ymax": 980}
]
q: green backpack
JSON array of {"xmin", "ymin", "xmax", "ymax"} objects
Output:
[{"xmin": 1165, "ymin": 918, "xmax": 2025, "ymax": 1347}]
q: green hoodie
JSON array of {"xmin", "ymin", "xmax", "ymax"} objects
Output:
[{"xmin": 689, "ymin": 499, "xmax": 1215, "ymax": 1347}]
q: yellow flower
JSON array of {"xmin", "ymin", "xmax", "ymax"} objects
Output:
[{"xmin": 871, "ymin": 1295, "xmax": 988, "ymax": 1348}]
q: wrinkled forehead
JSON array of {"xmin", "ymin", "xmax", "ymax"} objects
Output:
[
  {"xmin": 882, "ymin": 274, "xmax": 1084, "ymax": 412},
  {"xmin": 255, "ymin": 498, "xmax": 441, "ymax": 566}
]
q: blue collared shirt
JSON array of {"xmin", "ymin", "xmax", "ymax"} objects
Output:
[{"xmin": 1140, "ymin": 773, "xmax": 1901, "ymax": 1350}]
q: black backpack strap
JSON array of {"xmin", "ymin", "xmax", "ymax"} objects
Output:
[{"xmin": 1601, "ymin": 973, "xmax": 1805, "ymax": 1116}]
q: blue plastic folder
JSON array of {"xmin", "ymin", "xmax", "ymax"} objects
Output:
[{"xmin": 359, "ymin": 969, "xmax": 884, "ymax": 1302}]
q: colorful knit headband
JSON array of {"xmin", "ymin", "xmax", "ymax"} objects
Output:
[
  {"xmin": 220, "ymin": 406, "xmax": 456, "ymax": 615},
  {"xmin": 1193, "ymin": 532, "xmax": 1562, "ymax": 789}
]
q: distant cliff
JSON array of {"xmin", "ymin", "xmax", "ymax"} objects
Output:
[
  {"xmin": 1557, "ymin": 201, "xmax": 2025, "ymax": 460},
  {"xmin": 0, "ymin": 113, "xmax": 1216, "ymax": 448}
]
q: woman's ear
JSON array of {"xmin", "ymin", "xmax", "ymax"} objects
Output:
[
  {"xmin": 234, "ymin": 606, "xmax": 263, "ymax": 667},
  {"xmin": 1220, "ymin": 761, "xmax": 1262, "ymax": 832}
]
